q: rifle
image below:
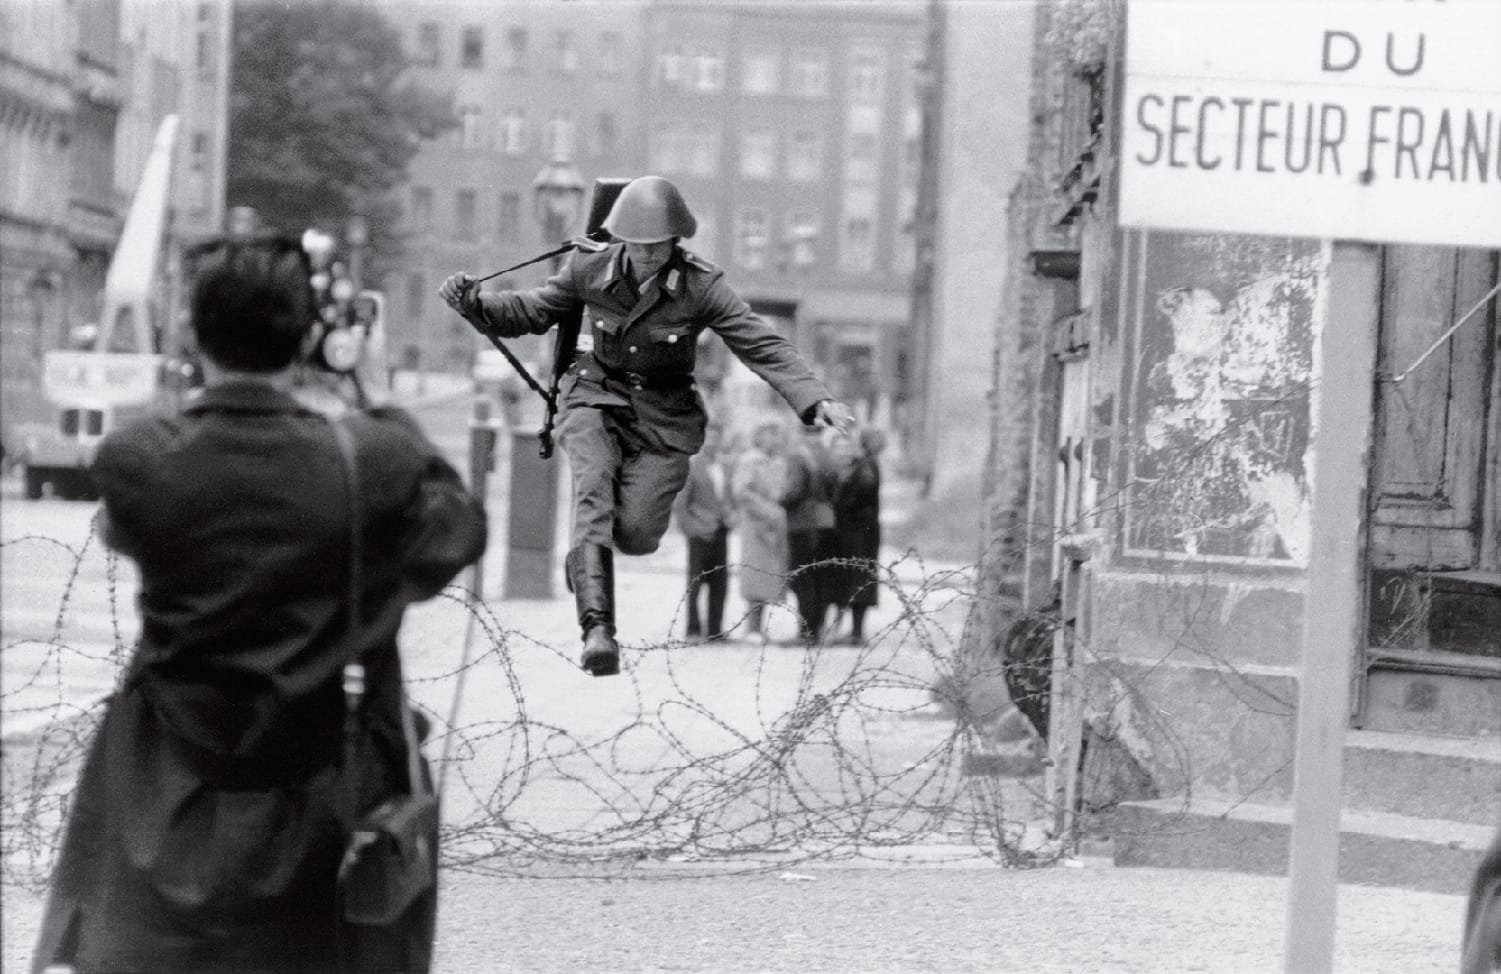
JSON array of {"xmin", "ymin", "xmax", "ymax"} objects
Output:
[{"xmin": 455, "ymin": 179, "xmax": 630, "ymax": 460}]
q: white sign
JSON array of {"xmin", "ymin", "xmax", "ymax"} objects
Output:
[
  {"xmin": 43, "ymin": 352, "xmax": 163, "ymax": 407},
  {"xmin": 1120, "ymin": 0, "xmax": 1501, "ymax": 247}
]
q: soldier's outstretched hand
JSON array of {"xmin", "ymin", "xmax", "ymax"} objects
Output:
[
  {"xmin": 811, "ymin": 398, "xmax": 856, "ymax": 435},
  {"xmin": 439, "ymin": 273, "xmax": 482, "ymax": 323}
]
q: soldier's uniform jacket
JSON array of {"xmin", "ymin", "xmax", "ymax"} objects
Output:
[{"xmin": 477, "ymin": 241, "xmax": 829, "ymax": 454}]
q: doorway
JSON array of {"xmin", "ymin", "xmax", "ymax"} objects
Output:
[{"xmin": 1362, "ymin": 245, "xmax": 1500, "ymax": 737}]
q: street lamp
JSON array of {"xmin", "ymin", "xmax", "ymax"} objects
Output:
[
  {"xmin": 501, "ymin": 155, "xmax": 586, "ymax": 600},
  {"xmin": 532, "ymin": 156, "xmax": 587, "ymax": 254},
  {"xmin": 345, "ymin": 214, "xmax": 368, "ymax": 293}
]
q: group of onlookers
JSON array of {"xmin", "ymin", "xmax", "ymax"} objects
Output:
[{"xmin": 674, "ymin": 417, "xmax": 887, "ymax": 645}]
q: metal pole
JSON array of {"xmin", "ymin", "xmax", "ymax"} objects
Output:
[
  {"xmin": 1282, "ymin": 241, "xmax": 1380, "ymax": 973},
  {"xmin": 467, "ymin": 394, "xmax": 499, "ymax": 598}
]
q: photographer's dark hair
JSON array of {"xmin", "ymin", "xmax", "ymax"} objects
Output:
[{"xmin": 186, "ymin": 236, "xmax": 315, "ymax": 372}]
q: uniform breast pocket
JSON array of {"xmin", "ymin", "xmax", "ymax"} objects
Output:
[
  {"xmin": 644, "ymin": 324, "xmax": 697, "ymax": 371},
  {"xmin": 587, "ymin": 308, "xmax": 624, "ymax": 336}
]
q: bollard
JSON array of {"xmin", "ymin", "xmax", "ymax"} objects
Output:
[
  {"xmin": 501, "ymin": 372, "xmax": 559, "ymax": 600},
  {"xmin": 503, "ymin": 423, "xmax": 559, "ymax": 599}
]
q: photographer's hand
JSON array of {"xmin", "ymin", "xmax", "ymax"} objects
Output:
[{"xmin": 439, "ymin": 273, "xmax": 485, "ymax": 326}]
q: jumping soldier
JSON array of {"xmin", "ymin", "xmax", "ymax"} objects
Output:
[{"xmin": 441, "ymin": 175, "xmax": 854, "ymax": 677}]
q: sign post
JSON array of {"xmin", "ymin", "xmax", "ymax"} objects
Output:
[{"xmin": 1120, "ymin": 2, "xmax": 1501, "ymax": 970}]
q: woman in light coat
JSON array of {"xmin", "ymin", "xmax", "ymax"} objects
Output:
[{"xmin": 731, "ymin": 421, "xmax": 789, "ymax": 640}]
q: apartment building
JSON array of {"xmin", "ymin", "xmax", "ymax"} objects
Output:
[
  {"xmin": 385, "ymin": 0, "xmax": 924, "ymax": 425},
  {"xmin": 382, "ymin": 0, "xmax": 651, "ymax": 373}
]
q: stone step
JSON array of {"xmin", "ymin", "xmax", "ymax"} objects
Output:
[
  {"xmin": 1343, "ymin": 728, "xmax": 1501, "ymax": 826},
  {"xmin": 1102, "ymin": 796, "xmax": 1494, "ymax": 894}
]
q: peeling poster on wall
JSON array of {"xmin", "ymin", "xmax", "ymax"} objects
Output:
[{"xmin": 1123, "ymin": 233, "xmax": 1323, "ymax": 564}]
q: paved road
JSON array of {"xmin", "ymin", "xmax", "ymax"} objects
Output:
[
  {"xmin": 0, "ymin": 390, "xmax": 1469, "ymax": 973},
  {"xmin": 0, "ymin": 858, "xmax": 1465, "ymax": 972}
]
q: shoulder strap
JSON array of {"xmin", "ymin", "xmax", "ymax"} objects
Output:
[
  {"xmin": 328, "ymin": 414, "xmax": 429, "ymax": 799},
  {"xmin": 329, "ymin": 416, "xmax": 361, "ymax": 627}
]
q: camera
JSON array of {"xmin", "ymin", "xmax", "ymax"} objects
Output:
[{"xmin": 300, "ymin": 229, "xmax": 383, "ymax": 376}]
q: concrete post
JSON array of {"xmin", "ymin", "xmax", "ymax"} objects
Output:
[
  {"xmin": 467, "ymin": 394, "xmax": 499, "ymax": 598},
  {"xmin": 502, "ymin": 351, "xmax": 559, "ymax": 600},
  {"xmin": 1282, "ymin": 241, "xmax": 1380, "ymax": 973}
]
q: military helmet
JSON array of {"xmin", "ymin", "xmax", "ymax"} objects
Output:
[{"xmin": 602, "ymin": 176, "xmax": 697, "ymax": 243}]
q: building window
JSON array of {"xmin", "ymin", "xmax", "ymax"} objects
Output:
[
  {"xmin": 788, "ymin": 49, "xmax": 829, "ymax": 97},
  {"xmin": 502, "ymin": 27, "xmax": 528, "ymax": 72},
  {"xmin": 411, "ymin": 186, "xmax": 433, "ymax": 233},
  {"xmin": 740, "ymin": 129, "xmax": 776, "ymax": 179},
  {"xmin": 693, "ymin": 52, "xmax": 724, "ymax": 92},
  {"xmin": 786, "ymin": 210, "xmax": 819, "ymax": 267},
  {"xmin": 788, "ymin": 130, "xmax": 823, "ymax": 182},
  {"xmin": 659, "ymin": 48, "xmax": 723, "ymax": 91},
  {"xmin": 544, "ymin": 111, "xmax": 575, "ymax": 160},
  {"xmin": 415, "ymin": 22, "xmax": 440, "ymax": 66},
  {"xmin": 190, "ymin": 131, "xmax": 209, "ymax": 172},
  {"xmin": 591, "ymin": 111, "xmax": 618, "ymax": 159},
  {"xmin": 735, "ymin": 209, "xmax": 770, "ymax": 270},
  {"xmin": 498, "ymin": 108, "xmax": 527, "ymax": 156},
  {"xmin": 498, "ymin": 191, "xmax": 520, "ymax": 241},
  {"xmin": 556, "ymin": 30, "xmax": 578, "ymax": 73},
  {"xmin": 598, "ymin": 31, "xmax": 622, "ymax": 74},
  {"xmin": 658, "ymin": 48, "xmax": 685, "ymax": 85},
  {"xmin": 840, "ymin": 186, "xmax": 876, "ymax": 273},
  {"xmin": 849, "ymin": 46, "xmax": 885, "ymax": 104},
  {"xmin": 459, "ymin": 105, "xmax": 483, "ymax": 148},
  {"xmin": 456, "ymin": 189, "xmax": 477, "ymax": 241},
  {"xmin": 741, "ymin": 50, "xmax": 779, "ymax": 94},
  {"xmin": 461, "ymin": 26, "xmax": 483, "ymax": 69},
  {"xmin": 840, "ymin": 217, "xmax": 873, "ymax": 272}
]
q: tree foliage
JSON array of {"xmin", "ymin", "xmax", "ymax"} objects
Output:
[{"xmin": 227, "ymin": 0, "xmax": 454, "ymax": 271}]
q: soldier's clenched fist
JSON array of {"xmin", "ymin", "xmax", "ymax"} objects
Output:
[{"xmin": 439, "ymin": 273, "xmax": 482, "ymax": 321}]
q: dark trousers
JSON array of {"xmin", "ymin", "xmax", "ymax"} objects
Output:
[
  {"xmin": 685, "ymin": 525, "xmax": 729, "ymax": 638},
  {"xmin": 559, "ymin": 404, "xmax": 693, "ymax": 554},
  {"xmin": 787, "ymin": 527, "xmax": 835, "ymax": 641}
]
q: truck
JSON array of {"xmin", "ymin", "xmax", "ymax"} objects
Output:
[{"xmin": 11, "ymin": 115, "xmax": 191, "ymax": 500}]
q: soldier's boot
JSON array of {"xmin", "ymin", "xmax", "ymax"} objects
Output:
[{"xmin": 566, "ymin": 543, "xmax": 620, "ymax": 677}]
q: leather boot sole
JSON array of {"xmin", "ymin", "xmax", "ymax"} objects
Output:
[{"xmin": 581, "ymin": 627, "xmax": 620, "ymax": 677}]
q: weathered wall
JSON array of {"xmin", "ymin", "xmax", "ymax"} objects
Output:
[
  {"xmin": 1087, "ymin": 569, "xmax": 1303, "ymax": 803},
  {"xmin": 960, "ymin": 1, "xmax": 1066, "ymax": 681},
  {"xmin": 1081, "ymin": 230, "xmax": 1328, "ymax": 804}
]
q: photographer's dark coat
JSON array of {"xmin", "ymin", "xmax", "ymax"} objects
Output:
[
  {"xmin": 477, "ymin": 242, "xmax": 829, "ymax": 551},
  {"xmin": 32, "ymin": 383, "xmax": 486, "ymax": 974}
]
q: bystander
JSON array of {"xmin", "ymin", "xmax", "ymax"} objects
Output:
[
  {"xmin": 673, "ymin": 422, "xmax": 734, "ymax": 641},
  {"xmin": 731, "ymin": 421, "xmax": 789, "ymax": 642}
]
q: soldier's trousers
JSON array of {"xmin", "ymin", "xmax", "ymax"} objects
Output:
[{"xmin": 558, "ymin": 403, "xmax": 693, "ymax": 555}]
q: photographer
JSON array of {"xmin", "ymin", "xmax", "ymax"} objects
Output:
[
  {"xmin": 441, "ymin": 175, "xmax": 852, "ymax": 676},
  {"xmin": 33, "ymin": 235, "xmax": 486, "ymax": 974}
]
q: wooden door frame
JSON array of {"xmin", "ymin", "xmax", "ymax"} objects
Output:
[{"xmin": 1359, "ymin": 247, "xmax": 1501, "ymax": 698}]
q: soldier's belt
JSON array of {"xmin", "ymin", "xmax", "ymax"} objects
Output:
[{"xmin": 588, "ymin": 362, "xmax": 695, "ymax": 391}]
